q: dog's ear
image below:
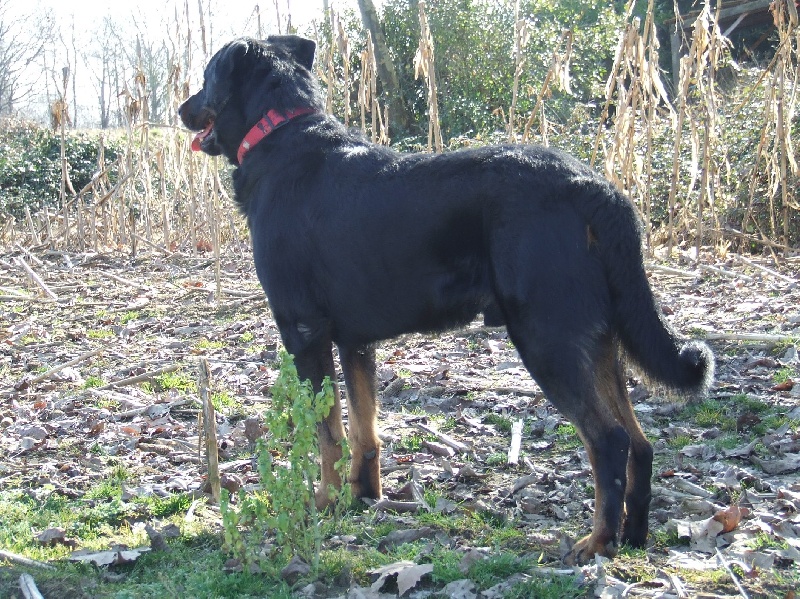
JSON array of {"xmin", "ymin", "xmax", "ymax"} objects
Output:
[{"xmin": 265, "ymin": 35, "xmax": 316, "ymax": 71}]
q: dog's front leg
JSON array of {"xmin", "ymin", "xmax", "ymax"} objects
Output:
[
  {"xmin": 339, "ymin": 345, "xmax": 382, "ymax": 501},
  {"xmin": 291, "ymin": 334, "xmax": 346, "ymax": 510}
]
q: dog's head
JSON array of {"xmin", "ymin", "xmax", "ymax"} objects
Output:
[{"xmin": 178, "ymin": 35, "xmax": 322, "ymax": 164}]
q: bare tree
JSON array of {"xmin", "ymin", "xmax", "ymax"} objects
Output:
[{"xmin": 0, "ymin": 0, "xmax": 52, "ymax": 115}]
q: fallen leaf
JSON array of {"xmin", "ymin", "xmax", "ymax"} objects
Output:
[
  {"xmin": 751, "ymin": 453, "xmax": 800, "ymax": 475},
  {"xmin": 771, "ymin": 379, "xmax": 794, "ymax": 392},
  {"xmin": 69, "ymin": 545, "xmax": 150, "ymax": 567},
  {"xmin": 370, "ymin": 560, "xmax": 433, "ymax": 596},
  {"xmin": 711, "ymin": 505, "xmax": 749, "ymax": 533}
]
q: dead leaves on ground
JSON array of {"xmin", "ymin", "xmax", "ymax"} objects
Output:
[{"xmin": 1, "ymin": 250, "xmax": 799, "ymax": 597}]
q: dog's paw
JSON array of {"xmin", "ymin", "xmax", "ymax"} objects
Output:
[{"xmin": 563, "ymin": 534, "xmax": 618, "ymax": 566}]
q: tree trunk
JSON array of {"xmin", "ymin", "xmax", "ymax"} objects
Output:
[{"xmin": 356, "ymin": 0, "xmax": 412, "ymax": 132}]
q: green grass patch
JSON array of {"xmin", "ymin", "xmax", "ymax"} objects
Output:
[
  {"xmin": 554, "ymin": 423, "xmax": 583, "ymax": 449},
  {"xmin": 667, "ymin": 434, "xmax": 694, "ymax": 449},
  {"xmin": 211, "ymin": 390, "xmax": 241, "ymax": 413},
  {"xmin": 87, "ymin": 329, "xmax": 115, "ymax": 340},
  {"xmin": 153, "ymin": 370, "xmax": 196, "ymax": 393},
  {"xmin": 82, "ymin": 375, "xmax": 105, "ymax": 389},
  {"xmin": 119, "ymin": 310, "xmax": 141, "ymax": 324},
  {"xmin": 195, "ymin": 338, "xmax": 226, "ymax": 351},
  {"xmin": 484, "ymin": 412, "xmax": 513, "ymax": 433}
]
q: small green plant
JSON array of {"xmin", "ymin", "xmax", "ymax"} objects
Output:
[
  {"xmin": 394, "ymin": 431, "xmax": 425, "ymax": 453},
  {"xmin": 195, "ymin": 338, "xmax": 225, "ymax": 351},
  {"xmin": 485, "ymin": 453, "xmax": 507, "ymax": 467},
  {"xmin": 240, "ymin": 331, "xmax": 255, "ymax": 343},
  {"xmin": 87, "ymin": 329, "xmax": 115, "ymax": 340},
  {"xmin": 154, "ymin": 371, "xmax": 196, "ymax": 393},
  {"xmin": 211, "ymin": 390, "xmax": 240, "ymax": 413},
  {"xmin": 119, "ymin": 311, "xmax": 140, "ymax": 324},
  {"xmin": 82, "ymin": 375, "xmax": 105, "ymax": 389},
  {"xmin": 554, "ymin": 423, "xmax": 583, "ymax": 449},
  {"xmin": 221, "ymin": 351, "xmax": 350, "ymax": 574},
  {"xmin": 774, "ymin": 366, "xmax": 797, "ymax": 384},
  {"xmin": 484, "ymin": 413, "xmax": 513, "ymax": 433},
  {"xmin": 667, "ymin": 434, "xmax": 694, "ymax": 449}
]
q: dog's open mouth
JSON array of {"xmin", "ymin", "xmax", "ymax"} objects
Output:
[{"xmin": 191, "ymin": 122, "xmax": 214, "ymax": 152}]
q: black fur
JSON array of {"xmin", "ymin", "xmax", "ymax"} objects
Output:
[{"xmin": 179, "ymin": 36, "xmax": 714, "ymax": 563}]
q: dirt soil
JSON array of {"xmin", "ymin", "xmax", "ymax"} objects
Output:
[{"xmin": 1, "ymin": 247, "xmax": 799, "ymax": 597}]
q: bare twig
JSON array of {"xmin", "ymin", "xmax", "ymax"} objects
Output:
[
  {"xmin": 703, "ymin": 332, "xmax": 795, "ymax": 343},
  {"xmin": 736, "ymin": 255, "xmax": 797, "ymax": 285}
]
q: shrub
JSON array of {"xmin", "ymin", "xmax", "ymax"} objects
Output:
[{"xmin": 0, "ymin": 119, "xmax": 121, "ymax": 220}]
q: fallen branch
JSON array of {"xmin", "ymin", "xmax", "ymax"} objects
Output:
[
  {"xmin": 736, "ymin": 255, "xmax": 797, "ymax": 285},
  {"xmin": 0, "ymin": 550, "xmax": 56, "ymax": 570},
  {"xmin": 699, "ymin": 263, "xmax": 755, "ymax": 282},
  {"xmin": 24, "ymin": 346, "xmax": 105, "ymax": 387},
  {"xmin": 98, "ymin": 364, "xmax": 180, "ymax": 390},
  {"xmin": 703, "ymin": 332, "xmax": 796, "ymax": 343},
  {"xmin": 19, "ymin": 574, "xmax": 44, "ymax": 599},
  {"xmin": 416, "ymin": 422, "xmax": 471, "ymax": 453},
  {"xmin": 103, "ymin": 271, "xmax": 152, "ymax": 291},
  {"xmin": 715, "ymin": 548, "xmax": 750, "ymax": 599},
  {"xmin": 647, "ymin": 263, "xmax": 699, "ymax": 278},
  {"xmin": 371, "ymin": 498, "xmax": 422, "ymax": 513}
]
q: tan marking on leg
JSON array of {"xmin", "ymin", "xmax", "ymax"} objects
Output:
[{"xmin": 341, "ymin": 346, "xmax": 382, "ymax": 500}]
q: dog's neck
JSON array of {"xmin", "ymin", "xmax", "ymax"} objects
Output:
[{"xmin": 238, "ymin": 108, "xmax": 317, "ymax": 164}]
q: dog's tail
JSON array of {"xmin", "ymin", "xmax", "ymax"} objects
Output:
[{"xmin": 591, "ymin": 186, "xmax": 714, "ymax": 394}]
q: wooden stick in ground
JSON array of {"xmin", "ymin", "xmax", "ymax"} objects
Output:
[
  {"xmin": 507, "ymin": 419, "xmax": 524, "ymax": 466},
  {"xmin": 15, "ymin": 257, "xmax": 58, "ymax": 300},
  {"xmin": 98, "ymin": 364, "xmax": 180, "ymax": 390},
  {"xmin": 198, "ymin": 358, "xmax": 221, "ymax": 504}
]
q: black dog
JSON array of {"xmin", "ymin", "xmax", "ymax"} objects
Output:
[{"xmin": 179, "ymin": 35, "xmax": 713, "ymax": 564}]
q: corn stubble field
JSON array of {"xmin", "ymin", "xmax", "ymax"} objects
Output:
[{"xmin": 1, "ymin": 2, "xmax": 800, "ymax": 598}]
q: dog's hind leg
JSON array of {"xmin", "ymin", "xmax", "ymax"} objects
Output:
[
  {"xmin": 340, "ymin": 345, "xmax": 382, "ymax": 500},
  {"xmin": 291, "ymin": 333, "xmax": 347, "ymax": 509},
  {"xmin": 504, "ymin": 322, "xmax": 630, "ymax": 564},
  {"xmin": 593, "ymin": 336, "xmax": 653, "ymax": 548}
]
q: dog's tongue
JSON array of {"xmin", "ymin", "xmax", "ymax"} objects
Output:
[{"xmin": 191, "ymin": 123, "xmax": 213, "ymax": 151}]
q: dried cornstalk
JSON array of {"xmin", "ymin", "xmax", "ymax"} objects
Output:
[
  {"xmin": 415, "ymin": 1, "xmax": 443, "ymax": 152},
  {"xmin": 592, "ymin": 0, "xmax": 673, "ymax": 252},
  {"xmin": 666, "ymin": 1, "xmax": 731, "ymax": 257},
  {"xmin": 508, "ymin": 0, "xmax": 529, "ymax": 142},
  {"xmin": 522, "ymin": 30, "xmax": 572, "ymax": 146},
  {"xmin": 743, "ymin": 0, "xmax": 799, "ymax": 252},
  {"xmin": 359, "ymin": 31, "xmax": 389, "ymax": 144},
  {"xmin": 335, "ymin": 14, "xmax": 351, "ymax": 128}
]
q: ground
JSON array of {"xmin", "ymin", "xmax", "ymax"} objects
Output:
[{"xmin": 0, "ymin": 247, "xmax": 799, "ymax": 598}]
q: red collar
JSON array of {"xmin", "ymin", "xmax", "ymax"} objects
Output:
[{"xmin": 237, "ymin": 107, "xmax": 316, "ymax": 164}]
